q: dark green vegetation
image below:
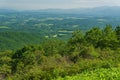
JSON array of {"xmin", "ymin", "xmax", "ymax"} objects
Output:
[
  {"xmin": 1, "ymin": 11, "xmax": 120, "ymax": 51},
  {"xmin": 0, "ymin": 32, "xmax": 44, "ymax": 51},
  {"xmin": 0, "ymin": 25, "xmax": 120, "ymax": 80}
]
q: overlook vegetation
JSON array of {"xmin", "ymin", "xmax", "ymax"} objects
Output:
[{"xmin": 0, "ymin": 25, "xmax": 120, "ymax": 80}]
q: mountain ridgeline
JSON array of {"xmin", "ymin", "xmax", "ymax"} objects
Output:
[
  {"xmin": 33, "ymin": 6, "xmax": 120, "ymax": 17},
  {"xmin": 1, "ymin": 6, "xmax": 120, "ymax": 16}
]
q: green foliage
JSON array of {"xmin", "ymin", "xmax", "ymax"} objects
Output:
[
  {"xmin": 85, "ymin": 27, "xmax": 102, "ymax": 47},
  {"xmin": 115, "ymin": 26, "xmax": 120, "ymax": 46},
  {"xmin": 55, "ymin": 68, "xmax": 120, "ymax": 80},
  {"xmin": 0, "ymin": 64, "xmax": 11, "ymax": 75},
  {"xmin": 84, "ymin": 25, "xmax": 119, "ymax": 49},
  {"xmin": 41, "ymin": 39, "xmax": 66, "ymax": 56},
  {"xmin": 99, "ymin": 25, "xmax": 118, "ymax": 49},
  {"xmin": 0, "ymin": 26, "xmax": 120, "ymax": 80},
  {"xmin": 69, "ymin": 30, "xmax": 84, "ymax": 45},
  {"xmin": 80, "ymin": 46, "xmax": 100, "ymax": 58}
]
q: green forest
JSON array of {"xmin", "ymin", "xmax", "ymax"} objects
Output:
[{"xmin": 0, "ymin": 25, "xmax": 120, "ymax": 80}]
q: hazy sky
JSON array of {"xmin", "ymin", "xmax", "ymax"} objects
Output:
[{"xmin": 0, "ymin": 0, "xmax": 120, "ymax": 10}]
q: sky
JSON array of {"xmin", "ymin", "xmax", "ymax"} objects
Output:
[{"xmin": 0, "ymin": 0, "xmax": 120, "ymax": 10}]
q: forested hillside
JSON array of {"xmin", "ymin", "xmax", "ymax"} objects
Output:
[
  {"xmin": 0, "ymin": 32, "xmax": 45, "ymax": 51},
  {"xmin": 0, "ymin": 26, "xmax": 120, "ymax": 80}
]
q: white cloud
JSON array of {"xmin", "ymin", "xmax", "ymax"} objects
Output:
[{"xmin": 72, "ymin": 0, "xmax": 120, "ymax": 8}]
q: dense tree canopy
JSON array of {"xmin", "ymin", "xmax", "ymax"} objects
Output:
[{"xmin": 0, "ymin": 25, "xmax": 120, "ymax": 80}]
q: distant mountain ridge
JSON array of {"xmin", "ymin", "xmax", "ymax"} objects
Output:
[
  {"xmin": 39, "ymin": 6, "xmax": 120, "ymax": 17},
  {"xmin": 0, "ymin": 8, "xmax": 17, "ymax": 12},
  {"xmin": 0, "ymin": 6, "xmax": 120, "ymax": 16}
]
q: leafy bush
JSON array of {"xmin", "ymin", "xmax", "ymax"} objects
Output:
[{"xmin": 55, "ymin": 68, "xmax": 120, "ymax": 80}]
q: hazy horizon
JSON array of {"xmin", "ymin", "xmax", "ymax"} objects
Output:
[{"xmin": 0, "ymin": 0, "xmax": 120, "ymax": 10}]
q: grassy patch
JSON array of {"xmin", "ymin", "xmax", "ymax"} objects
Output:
[{"xmin": 0, "ymin": 26, "xmax": 9, "ymax": 29}]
